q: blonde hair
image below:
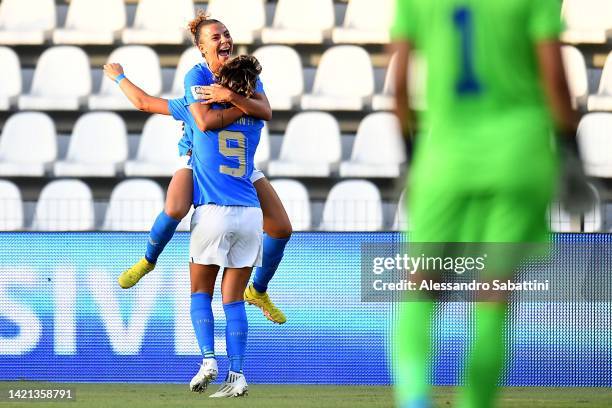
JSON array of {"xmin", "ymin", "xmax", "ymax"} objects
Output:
[{"xmin": 187, "ymin": 9, "xmax": 222, "ymax": 45}]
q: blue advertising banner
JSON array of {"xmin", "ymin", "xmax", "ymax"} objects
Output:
[{"xmin": 0, "ymin": 232, "xmax": 610, "ymax": 386}]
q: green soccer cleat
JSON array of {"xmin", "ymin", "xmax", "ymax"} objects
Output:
[
  {"xmin": 243, "ymin": 284, "xmax": 286, "ymax": 324},
  {"xmin": 117, "ymin": 258, "xmax": 155, "ymax": 289}
]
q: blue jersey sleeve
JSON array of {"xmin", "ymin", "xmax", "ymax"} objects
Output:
[
  {"xmin": 255, "ymin": 78, "xmax": 265, "ymax": 95},
  {"xmin": 167, "ymin": 98, "xmax": 191, "ymax": 123},
  {"xmin": 184, "ymin": 65, "xmax": 215, "ymax": 105}
]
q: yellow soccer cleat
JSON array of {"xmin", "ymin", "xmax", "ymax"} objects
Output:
[
  {"xmin": 118, "ymin": 258, "xmax": 155, "ymax": 289},
  {"xmin": 244, "ymin": 284, "xmax": 286, "ymax": 324}
]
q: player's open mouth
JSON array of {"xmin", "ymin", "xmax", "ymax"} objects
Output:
[{"xmin": 218, "ymin": 46, "xmax": 231, "ymax": 58}]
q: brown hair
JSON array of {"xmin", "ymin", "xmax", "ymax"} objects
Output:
[
  {"xmin": 217, "ymin": 55, "xmax": 262, "ymax": 98},
  {"xmin": 188, "ymin": 9, "xmax": 222, "ymax": 45}
]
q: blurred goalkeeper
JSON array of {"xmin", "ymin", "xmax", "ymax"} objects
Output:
[{"xmin": 391, "ymin": 0, "xmax": 584, "ymax": 407}]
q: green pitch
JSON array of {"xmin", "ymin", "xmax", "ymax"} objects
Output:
[{"xmin": 0, "ymin": 382, "xmax": 611, "ymax": 408}]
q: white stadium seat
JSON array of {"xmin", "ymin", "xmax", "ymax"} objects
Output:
[
  {"xmin": 584, "ymin": 183, "xmax": 602, "ymax": 232},
  {"xmin": 0, "ymin": 112, "xmax": 57, "ymax": 177},
  {"xmin": 548, "ymin": 201, "xmax": 577, "ymax": 233},
  {"xmin": 206, "ymin": 0, "xmax": 265, "ymax": 45},
  {"xmin": 392, "ymin": 189, "xmax": 408, "ymax": 232},
  {"xmin": 0, "ymin": 47, "xmax": 21, "ymax": 110},
  {"xmin": 320, "ymin": 180, "xmax": 383, "ymax": 231},
  {"xmin": 122, "ymin": 0, "xmax": 194, "ymax": 45},
  {"xmin": 576, "ymin": 113, "xmax": 612, "ymax": 178},
  {"xmin": 562, "ymin": 46, "xmax": 589, "ymax": 110},
  {"xmin": 53, "ymin": 0, "xmax": 126, "ymax": 45},
  {"xmin": 32, "ymin": 180, "xmax": 94, "ymax": 231},
  {"xmin": 267, "ymin": 112, "xmax": 341, "ymax": 177},
  {"xmin": 89, "ymin": 46, "xmax": 162, "ymax": 110},
  {"xmin": 124, "ymin": 115, "xmax": 184, "ymax": 177},
  {"xmin": 561, "ymin": 0, "xmax": 612, "ymax": 44},
  {"xmin": 18, "ymin": 46, "xmax": 91, "ymax": 111},
  {"xmin": 254, "ymin": 124, "xmax": 270, "ymax": 170},
  {"xmin": 54, "ymin": 112, "xmax": 128, "ymax": 177},
  {"xmin": 270, "ymin": 179, "xmax": 311, "ymax": 231},
  {"xmin": 0, "ymin": 180, "xmax": 23, "ymax": 231},
  {"xmin": 339, "ymin": 113, "xmax": 406, "ymax": 178},
  {"xmin": 261, "ymin": 0, "xmax": 334, "ymax": 44},
  {"xmin": 588, "ymin": 52, "xmax": 612, "ymax": 112},
  {"xmin": 162, "ymin": 47, "xmax": 202, "ymax": 99},
  {"xmin": 372, "ymin": 52, "xmax": 427, "ymax": 111},
  {"xmin": 0, "ymin": 0, "xmax": 55, "ymax": 45},
  {"xmin": 253, "ymin": 45, "xmax": 304, "ymax": 111},
  {"xmin": 332, "ymin": 0, "xmax": 392, "ymax": 44},
  {"xmin": 301, "ymin": 46, "xmax": 374, "ymax": 111},
  {"xmin": 103, "ymin": 179, "xmax": 164, "ymax": 231}
]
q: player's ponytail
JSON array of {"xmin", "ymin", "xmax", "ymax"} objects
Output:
[
  {"xmin": 188, "ymin": 9, "xmax": 222, "ymax": 45},
  {"xmin": 217, "ymin": 55, "xmax": 262, "ymax": 98}
]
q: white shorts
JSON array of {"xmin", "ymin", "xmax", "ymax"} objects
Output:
[
  {"xmin": 189, "ymin": 204, "xmax": 263, "ymax": 268},
  {"xmin": 174, "ymin": 154, "xmax": 192, "ymax": 172}
]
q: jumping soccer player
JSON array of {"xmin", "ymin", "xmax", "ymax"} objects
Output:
[
  {"xmin": 391, "ymin": 0, "xmax": 579, "ymax": 407},
  {"xmin": 110, "ymin": 12, "xmax": 289, "ymax": 325}
]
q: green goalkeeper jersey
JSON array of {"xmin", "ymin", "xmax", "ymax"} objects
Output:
[{"xmin": 392, "ymin": 0, "xmax": 563, "ymax": 189}]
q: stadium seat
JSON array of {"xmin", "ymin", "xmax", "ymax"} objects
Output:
[
  {"xmin": 261, "ymin": 0, "xmax": 334, "ymax": 44},
  {"xmin": 319, "ymin": 180, "xmax": 383, "ymax": 231},
  {"xmin": 270, "ymin": 179, "xmax": 311, "ymax": 231},
  {"xmin": 124, "ymin": 115, "xmax": 184, "ymax": 177},
  {"xmin": 267, "ymin": 112, "xmax": 341, "ymax": 177},
  {"xmin": 162, "ymin": 47, "xmax": 202, "ymax": 99},
  {"xmin": 0, "ymin": 0, "xmax": 55, "ymax": 45},
  {"xmin": 53, "ymin": 0, "xmax": 126, "ymax": 45},
  {"xmin": 339, "ymin": 112, "xmax": 406, "ymax": 178},
  {"xmin": 0, "ymin": 180, "xmax": 23, "ymax": 231},
  {"xmin": 332, "ymin": 0, "xmax": 392, "ymax": 44},
  {"xmin": 253, "ymin": 45, "xmax": 304, "ymax": 111},
  {"xmin": 577, "ymin": 113, "xmax": 612, "ymax": 178},
  {"xmin": 562, "ymin": 46, "xmax": 589, "ymax": 110},
  {"xmin": 583, "ymin": 183, "xmax": 602, "ymax": 232},
  {"xmin": 54, "ymin": 112, "xmax": 128, "ymax": 177},
  {"xmin": 206, "ymin": 0, "xmax": 265, "ymax": 45},
  {"xmin": 561, "ymin": 0, "xmax": 612, "ymax": 44},
  {"xmin": 587, "ymin": 51, "xmax": 612, "ymax": 111},
  {"xmin": 392, "ymin": 189, "xmax": 408, "ymax": 232},
  {"xmin": 122, "ymin": 0, "xmax": 194, "ymax": 44},
  {"xmin": 548, "ymin": 201, "xmax": 577, "ymax": 233},
  {"xmin": 32, "ymin": 180, "xmax": 95, "ymax": 231},
  {"xmin": 372, "ymin": 52, "xmax": 427, "ymax": 111},
  {"xmin": 254, "ymin": 124, "xmax": 270, "ymax": 171},
  {"xmin": 0, "ymin": 112, "xmax": 57, "ymax": 177},
  {"xmin": 18, "ymin": 46, "xmax": 91, "ymax": 111},
  {"xmin": 0, "ymin": 47, "xmax": 21, "ymax": 110},
  {"xmin": 103, "ymin": 179, "xmax": 165, "ymax": 231},
  {"xmin": 301, "ymin": 46, "xmax": 374, "ymax": 111},
  {"xmin": 89, "ymin": 46, "xmax": 162, "ymax": 110}
]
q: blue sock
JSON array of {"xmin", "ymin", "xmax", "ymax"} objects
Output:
[
  {"xmin": 145, "ymin": 211, "xmax": 181, "ymax": 264},
  {"xmin": 190, "ymin": 293, "xmax": 215, "ymax": 359},
  {"xmin": 224, "ymin": 301, "xmax": 248, "ymax": 373},
  {"xmin": 253, "ymin": 234, "xmax": 289, "ymax": 293}
]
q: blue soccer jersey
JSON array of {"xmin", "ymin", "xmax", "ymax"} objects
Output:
[
  {"xmin": 168, "ymin": 98, "xmax": 263, "ymax": 208},
  {"xmin": 172, "ymin": 96, "xmax": 193, "ymax": 156}
]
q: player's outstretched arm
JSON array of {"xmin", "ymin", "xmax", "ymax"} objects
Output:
[
  {"xmin": 103, "ymin": 63, "xmax": 170, "ymax": 115},
  {"xmin": 198, "ymin": 85, "xmax": 272, "ymax": 121}
]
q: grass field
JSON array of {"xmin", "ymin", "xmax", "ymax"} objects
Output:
[{"xmin": 0, "ymin": 383, "xmax": 611, "ymax": 408}]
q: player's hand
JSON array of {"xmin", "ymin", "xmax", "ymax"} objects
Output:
[
  {"xmin": 103, "ymin": 63, "xmax": 124, "ymax": 82},
  {"xmin": 199, "ymin": 84, "xmax": 235, "ymax": 104}
]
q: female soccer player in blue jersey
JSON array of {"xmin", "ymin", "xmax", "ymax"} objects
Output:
[
  {"xmin": 107, "ymin": 55, "xmax": 267, "ymax": 397},
  {"xmin": 104, "ymin": 12, "xmax": 289, "ymax": 325}
]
